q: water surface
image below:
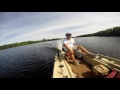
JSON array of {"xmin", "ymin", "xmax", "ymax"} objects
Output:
[{"xmin": 0, "ymin": 37, "xmax": 120, "ymax": 78}]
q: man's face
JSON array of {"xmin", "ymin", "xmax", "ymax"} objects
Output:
[{"xmin": 66, "ymin": 35, "xmax": 71, "ymax": 39}]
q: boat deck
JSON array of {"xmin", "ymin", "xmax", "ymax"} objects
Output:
[{"xmin": 66, "ymin": 58, "xmax": 94, "ymax": 78}]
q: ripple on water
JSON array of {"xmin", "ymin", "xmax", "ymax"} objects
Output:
[{"xmin": 0, "ymin": 37, "xmax": 119, "ymax": 78}]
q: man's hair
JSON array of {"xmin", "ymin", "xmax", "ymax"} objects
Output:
[{"xmin": 66, "ymin": 33, "xmax": 72, "ymax": 36}]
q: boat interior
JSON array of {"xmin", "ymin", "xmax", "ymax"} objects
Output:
[
  {"xmin": 53, "ymin": 50, "xmax": 120, "ymax": 78},
  {"xmin": 65, "ymin": 57, "xmax": 94, "ymax": 78}
]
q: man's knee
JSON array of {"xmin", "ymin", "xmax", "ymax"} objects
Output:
[{"xmin": 77, "ymin": 45, "xmax": 82, "ymax": 49}]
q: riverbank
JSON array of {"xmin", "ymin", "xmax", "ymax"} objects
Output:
[
  {"xmin": 0, "ymin": 38, "xmax": 61, "ymax": 50},
  {"xmin": 76, "ymin": 26, "xmax": 120, "ymax": 37}
]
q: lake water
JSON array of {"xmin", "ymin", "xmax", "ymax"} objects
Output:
[
  {"xmin": 74, "ymin": 37, "xmax": 120, "ymax": 59},
  {"xmin": 0, "ymin": 37, "xmax": 120, "ymax": 78}
]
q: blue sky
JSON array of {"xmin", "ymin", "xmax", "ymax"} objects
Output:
[{"xmin": 0, "ymin": 12, "xmax": 120, "ymax": 46}]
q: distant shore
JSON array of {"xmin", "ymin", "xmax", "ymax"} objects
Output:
[
  {"xmin": 0, "ymin": 38, "xmax": 61, "ymax": 50},
  {"xmin": 76, "ymin": 26, "xmax": 120, "ymax": 37},
  {"xmin": 1, "ymin": 26, "xmax": 120, "ymax": 50}
]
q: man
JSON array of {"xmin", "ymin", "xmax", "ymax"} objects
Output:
[{"xmin": 62, "ymin": 33, "xmax": 92, "ymax": 66}]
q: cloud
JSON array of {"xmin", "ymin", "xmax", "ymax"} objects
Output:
[{"xmin": 0, "ymin": 12, "xmax": 120, "ymax": 45}]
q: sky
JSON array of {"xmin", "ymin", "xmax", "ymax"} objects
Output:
[{"xmin": 0, "ymin": 12, "xmax": 120, "ymax": 46}]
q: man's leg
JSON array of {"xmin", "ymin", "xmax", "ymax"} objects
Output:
[
  {"xmin": 68, "ymin": 50, "xmax": 79, "ymax": 66},
  {"xmin": 67, "ymin": 50, "xmax": 75, "ymax": 60},
  {"xmin": 77, "ymin": 45, "xmax": 91, "ymax": 55}
]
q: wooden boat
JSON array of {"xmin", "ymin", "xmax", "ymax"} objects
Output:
[{"xmin": 52, "ymin": 50, "xmax": 120, "ymax": 78}]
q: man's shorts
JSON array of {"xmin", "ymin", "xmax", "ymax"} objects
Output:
[{"xmin": 72, "ymin": 45, "xmax": 78, "ymax": 50}]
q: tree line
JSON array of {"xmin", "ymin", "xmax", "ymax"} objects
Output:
[
  {"xmin": 1, "ymin": 26, "xmax": 120, "ymax": 50},
  {"xmin": 0, "ymin": 38, "xmax": 61, "ymax": 50},
  {"xmin": 77, "ymin": 26, "xmax": 120, "ymax": 37}
]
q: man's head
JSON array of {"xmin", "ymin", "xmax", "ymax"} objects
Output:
[{"xmin": 65, "ymin": 33, "xmax": 72, "ymax": 40}]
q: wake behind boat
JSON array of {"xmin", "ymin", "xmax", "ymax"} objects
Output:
[{"xmin": 52, "ymin": 50, "xmax": 120, "ymax": 78}]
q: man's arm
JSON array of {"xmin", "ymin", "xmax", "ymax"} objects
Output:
[
  {"xmin": 63, "ymin": 43, "xmax": 70, "ymax": 50},
  {"xmin": 63, "ymin": 43, "xmax": 73, "ymax": 53}
]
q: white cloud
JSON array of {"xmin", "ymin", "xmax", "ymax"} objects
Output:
[{"xmin": 0, "ymin": 12, "xmax": 120, "ymax": 45}]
